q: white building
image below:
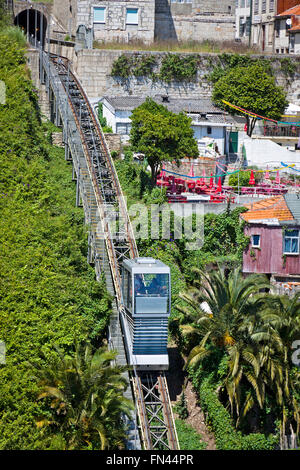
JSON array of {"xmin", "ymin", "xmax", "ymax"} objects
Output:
[
  {"xmin": 251, "ymin": 0, "xmax": 277, "ymax": 52},
  {"xmin": 100, "ymin": 95, "xmax": 233, "ymax": 155},
  {"xmin": 235, "ymin": 0, "xmax": 251, "ymax": 43},
  {"xmin": 275, "ymin": 4, "xmax": 300, "ymax": 54}
]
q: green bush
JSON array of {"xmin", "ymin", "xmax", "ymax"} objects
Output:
[
  {"xmin": 198, "ymin": 377, "xmax": 278, "ymax": 450},
  {"xmin": 175, "ymin": 419, "xmax": 207, "ymax": 450},
  {"xmin": 0, "ymin": 33, "xmax": 112, "ymax": 449}
]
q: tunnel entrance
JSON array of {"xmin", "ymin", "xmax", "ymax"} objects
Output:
[{"xmin": 14, "ymin": 9, "xmax": 47, "ymax": 47}]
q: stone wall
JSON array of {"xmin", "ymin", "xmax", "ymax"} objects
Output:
[
  {"xmin": 74, "ymin": 49, "xmax": 300, "ymax": 105},
  {"xmin": 75, "ymin": 49, "xmax": 214, "ymax": 98},
  {"xmin": 104, "ymin": 133, "xmax": 122, "ymax": 155},
  {"xmin": 75, "ymin": 0, "xmax": 155, "ymax": 45},
  {"xmin": 52, "ymin": 0, "xmax": 77, "ymax": 37},
  {"xmin": 154, "ymin": 0, "xmax": 236, "ymax": 42}
]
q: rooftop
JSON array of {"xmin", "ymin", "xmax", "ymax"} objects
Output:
[
  {"xmin": 102, "ymin": 95, "xmax": 233, "ymax": 124},
  {"xmin": 241, "ymin": 195, "xmax": 295, "ymax": 223},
  {"xmin": 277, "ymin": 5, "xmax": 300, "ymax": 17}
]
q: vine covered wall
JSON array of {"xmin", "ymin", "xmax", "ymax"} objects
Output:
[{"xmin": 75, "ymin": 48, "xmax": 300, "ymax": 103}]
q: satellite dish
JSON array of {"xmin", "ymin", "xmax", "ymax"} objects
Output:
[{"xmin": 286, "ymin": 18, "xmax": 292, "ymax": 26}]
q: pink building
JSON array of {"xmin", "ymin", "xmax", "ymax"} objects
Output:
[{"xmin": 241, "ymin": 194, "xmax": 300, "ymax": 294}]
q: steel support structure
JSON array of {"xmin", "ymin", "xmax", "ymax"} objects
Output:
[{"xmin": 39, "ymin": 51, "xmax": 179, "ymax": 451}]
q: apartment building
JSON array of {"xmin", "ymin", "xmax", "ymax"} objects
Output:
[
  {"xmin": 235, "ymin": 0, "xmax": 251, "ymax": 43},
  {"xmin": 250, "ymin": 0, "xmax": 277, "ymax": 52}
]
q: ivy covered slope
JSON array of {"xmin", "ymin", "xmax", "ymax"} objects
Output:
[{"xmin": 0, "ymin": 34, "xmax": 111, "ymax": 449}]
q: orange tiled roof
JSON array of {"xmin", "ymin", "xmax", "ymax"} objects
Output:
[
  {"xmin": 241, "ymin": 196, "xmax": 294, "ymax": 222},
  {"xmin": 277, "ymin": 5, "xmax": 300, "ymax": 16}
]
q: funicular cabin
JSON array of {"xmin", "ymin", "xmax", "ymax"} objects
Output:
[{"xmin": 121, "ymin": 258, "xmax": 171, "ymax": 370}]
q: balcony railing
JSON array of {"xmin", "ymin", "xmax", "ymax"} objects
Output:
[{"xmin": 263, "ymin": 125, "xmax": 300, "ymax": 138}]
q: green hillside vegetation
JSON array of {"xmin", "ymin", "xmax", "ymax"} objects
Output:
[{"xmin": 0, "ymin": 32, "xmax": 122, "ymax": 449}]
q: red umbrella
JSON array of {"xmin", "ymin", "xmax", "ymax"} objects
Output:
[
  {"xmin": 275, "ymin": 170, "xmax": 280, "ymax": 185},
  {"xmin": 249, "ymin": 169, "xmax": 255, "ymax": 186},
  {"xmin": 188, "ymin": 162, "xmax": 195, "ymax": 178},
  {"xmin": 209, "ymin": 173, "xmax": 214, "ymax": 189},
  {"xmin": 265, "ymin": 165, "xmax": 270, "ymax": 180},
  {"xmin": 216, "ymin": 177, "xmax": 222, "ymax": 193},
  {"xmin": 200, "ymin": 168, "xmax": 206, "ymax": 185}
]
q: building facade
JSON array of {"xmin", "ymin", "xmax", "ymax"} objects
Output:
[
  {"xmin": 52, "ymin": 0, "xmax": 236, "ymax": 45},
  {"xmin": 100, "ymin": 95, "xmax": 232, "ymax": 155},
  {"xmin": 250, "ymin": 0, "xmax": 277, "ymax": 52},
  {"xmin": 242, "ymin": 194, "xmax": 300, "ymax": 295},
  {"xmin": 275, "ymin": 4, "xmax": 300, "ymax": 53},
  {"xmin": 235, "ymin": 0, "xmax": 251, "ymax": 43}
]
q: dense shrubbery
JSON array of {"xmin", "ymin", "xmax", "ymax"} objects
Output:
[
  {"xmin": 0, "ymin": 32, "xmax": 114, "ymax": 449},
  {"xmin": 175, "ymin": 419, "xmax": 207, "ymax": 450},
  {"xmin": 196, "ymin": 377, "xmax": 277, "ymax": 450}
]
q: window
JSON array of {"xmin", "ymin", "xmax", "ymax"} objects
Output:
[
  {"xmin": 262, "ymin": 0, "xmax": 266, "ymax": 13},
  {"xmin": 246, "ymin": 17, "xmax": 251, "ymax": 36},
  {"xmin": 93, "ymin": 7, "xmax": 106, "ymax": 23},
  {"xmin": 116, "ymin": 122, "xmax": 131, "ymax": 135},
  {"xmin": 254, "ymin": 0, "xmax": 259, "ymax": 14},
  {"xmin": 284, "ymin": 229, "xmax": 299, "ymax": 254},
  {"xmin": 207, "ymin": 126, "xmax": 212, "ymax": 135},
  {"xmin": 239, "ymin": 17, "xmax": 245, "ymax": 37},
  {"xmin": 269, "ymin": 0, "xmax": 274, "ymax": 12},
  {"xmin": 252, "ymin": 234, "xmax": 261, "ymax": 248},
  {"xmin": 126, "ymin": 8, "xmax": 138, "ymax": 25},
  {"xmin": 134, "ymin": 273, "xmax": 169, "ymax": 314}
]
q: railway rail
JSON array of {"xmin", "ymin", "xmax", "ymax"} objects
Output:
[{"xmin": 44, "ymin": 52, "xmax": 179, "ymax": 450}]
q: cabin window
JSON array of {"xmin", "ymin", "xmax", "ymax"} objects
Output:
[
  {"xmin": 122, "ymin": 269, "xmax": 132, "ymax": 310},
  {"xmin": 126, "ymin": 8, "xmax": 138, "ymax": 25},
  {"xmin": 252, "ymin": 234, "xmax": 260, "ymax": 248},
  {"xmin": 93, "ymin": 7, "xmax": 106, "ymax": 24},
  {"xmin": 134, "ymin": 273, "xmax": 169, "ymax": 314},
  {"xmin": 284, "ymin": 229, "xmax": 299, "ymax": 254}
]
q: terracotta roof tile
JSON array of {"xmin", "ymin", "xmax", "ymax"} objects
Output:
[
  {"xmin": 241, "ymin": 196, "xmax": 294, "ymax": 222},
  {"xmin": 277, "ymin": 5, "xmax": 300, "ymax": 16}
]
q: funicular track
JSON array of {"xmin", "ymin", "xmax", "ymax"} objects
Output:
[{"xmin": 45, "ymin": 52, "xmax": 179, "ymax": 450}]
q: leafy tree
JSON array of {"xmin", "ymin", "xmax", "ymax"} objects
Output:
[
  {"xmin": 212, "ymin": 64, "xmax": 288, "ymax": 137},
  {"xmin": 130, "ymin": 97, "xmax": 199, "ymax": 182},
  {"xmin": 177, "ymin": 268, "xmax": 300, "ymax": 433},
  {"xmin": 33, "ymin": 343, "xmax": 134, "ymax": 450}
]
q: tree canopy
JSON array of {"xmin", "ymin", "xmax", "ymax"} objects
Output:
[
  {"xmin": 212, "ymin": 64, "xmax": 288, "ymax": 137},
  {"xmin": 129, "ymin": 97, "xmax": 199, "ymax": 182}
]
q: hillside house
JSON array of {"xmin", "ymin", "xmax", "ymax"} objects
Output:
[
  {"xmin": 100, "ymin": 95, "xmax": 233, "ymax": 155},
  {"xmin": 241, "ymin": 194, "xmax": 300, "ymax": 295}
]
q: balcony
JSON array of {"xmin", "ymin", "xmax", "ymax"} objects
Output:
[{"xmin": 263, "ymin": 125, "xmax": 300, "ymax": 138}]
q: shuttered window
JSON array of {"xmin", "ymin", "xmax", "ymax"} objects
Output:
[
  {"xmin": 93, "ymin": 7, "xmax": 105, "ymax": 23},
  {"xmin": 126, "ymin": 8, "xmax": 138, "ymax": 25}
]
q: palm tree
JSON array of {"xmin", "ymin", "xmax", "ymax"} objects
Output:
[
  {"xmin": 177, "ymin": 267, "xmax": 300, "ymax": 432},
  {"xmin": 177, "ymin": 267, "xmax": 270, "ymax": 367},
  {"xmin": 33, "ymin": 343, "xmax": 134, "ymax": 450}
]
